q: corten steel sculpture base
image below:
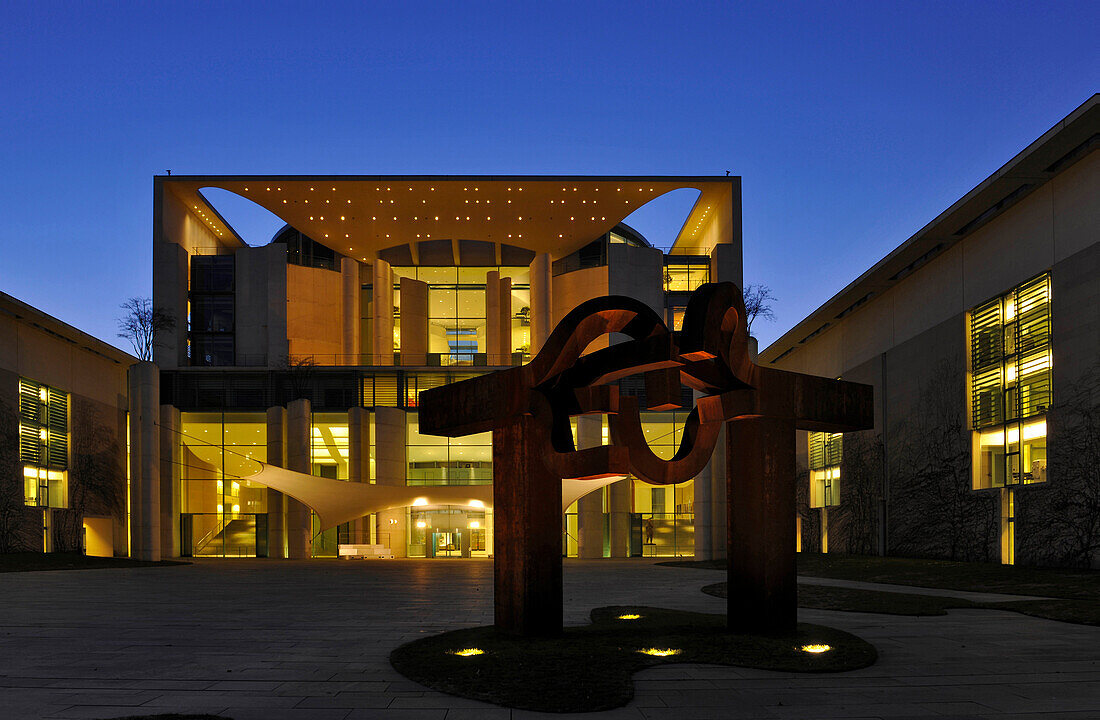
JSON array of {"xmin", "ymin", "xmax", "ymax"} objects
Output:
[{"xmin": 419, "ymin": 282, "xmax": 872, "ymax": 636}]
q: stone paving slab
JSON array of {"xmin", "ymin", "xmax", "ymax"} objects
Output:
[{"xmin": 0, "ymin": 558, "xmax": 1096, "ymax": 719}]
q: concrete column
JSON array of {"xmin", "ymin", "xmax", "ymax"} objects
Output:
[
  {"xmin": 529, "ymin": 253, "xmax": 552, "ymax": 354},
  {"xmin": 399, "ymin": 276, "xmax": 428, "ymax": 365},
  {"xmin": 693, "ymin": 389, "xmax": 714, "ymax": 561},
  {"xmin": 711, "ymin": 429, "xmax": 727, "ymax": 560},
  {"xmin": 286, "ymin": 398, "xmax": 312, "ymax": 559},
  {"xmin": 266, "ymin": 406, "xmax": 287, "ymax": 559},
  {"xmin": 607, "ymin": 478, "xmax": 630, "ymax": 557},
  {"xmin": 486, "ymin": 271, "xmax": 501, "ymax": 362},
  {"xmin": 127, "ymin": 361, "xmax": 160, "ymax": 561},
  {"xmin": 158, "ymin": 405, "xmax": 181, "ymax": 558},
  {"xmin": 348, "ymin": 407, "xmax": 370, "ymax": 543},
  {"xmin": 575, "ymin": 416, "xmax": 604, "ymax": 559},
  {"xmin": 372, "ymin": 259, "xmax": 394, "ymax": 366},
  {"xmin": 341, "ymin": 257, "xmax": 361, "ymax": 363},
  {"xmin": 499, "ymin": 276, "xmax": 512, "ymax": 364},
  {"xmin": 374, "ymin": 407, "xmax": 406, "ymax": 556}
]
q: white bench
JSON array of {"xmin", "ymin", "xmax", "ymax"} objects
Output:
[{"xmin": 338, "ymin": 544, "xmax": 394, "ymax": 559}]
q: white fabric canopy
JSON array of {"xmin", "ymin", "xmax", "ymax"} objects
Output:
[{"xmin": 245, "ymin": 463, "xmax": 622, "ymax": 531}]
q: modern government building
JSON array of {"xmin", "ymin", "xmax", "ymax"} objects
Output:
[{"xmin": 1, "ymin": 95, "xmax": 1097, "ymax": 568}]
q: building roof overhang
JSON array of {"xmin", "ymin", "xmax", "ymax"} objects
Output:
[
  {"xmin": 157, "ymin": 175, "xmax": 737, "ymax": 261},
  {"xmin": 760, "ymin": 94, "xmax": 1100, "ymax": 365}
]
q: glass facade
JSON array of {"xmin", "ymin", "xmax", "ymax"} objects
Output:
[
  {"xmin": 19, "ymin": 378, "xmax": 68, "ymax": 508},
  {"xmin": 390, "ymin": 266, "xmax": 531, "ymax": 366},
  {"xmin": 188, "ymin": 254, "xmax": 236, "ymax": 366},
  {"xmin": 970, "ymin": 273, "xmax": 1051, "ymax": 489},
  {"xmin": 633, "ymin": 412, "xmax": 695, "ymax": 557},
  {"xmin": 406, "ymin": 411, "xmax": 492, "ymax": 485},
  {"xmin": 179, "ymin": 412, "xmax": 268, "ymax": 557}
]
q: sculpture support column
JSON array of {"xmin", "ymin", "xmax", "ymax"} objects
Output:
[
  {"xmin": 493, "ymin": 415, "xmax": 562, "ymax": 636},
  {"xmin": 286, "ymin": 398, "xmax": 312, "ymax": 559},
  {"xmin": 693, "ymin": 389, "xmax": 713, "ymax": 561},
  {"xmin": 727, "ymin": 415, "xmax": 796, "ymax": 634}
]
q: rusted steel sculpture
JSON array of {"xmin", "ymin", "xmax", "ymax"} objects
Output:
[{"xmin": 419, "ymin": 282, "xmax": 872, "ymax": 636}]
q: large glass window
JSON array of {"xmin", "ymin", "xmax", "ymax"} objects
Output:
[
  {"xmin": 311, "ymin": 413, "xmax": 349, "ymax": 480},
  {"xmin": 970, "ymin": 273, "xmax": 1051, "ymax": 489},
  {"xmin": 179, "ymin": 412, "xmax": 267, "ymax": 557},
  {"xmin": 406, "ymin": 411, "xmax": 491, "ymax": 485},
  {"xmin": 19, "ymin": 378, "xmax": 68, "ymax": 508},
  {"xmin": 189, "ymin": 254, "xmax": 235, "ymax": 366},
  {"xmin": 663, "ymin": 258, "xmax": 709, "ymax": 293},
  {"xmin": 809, "ymin": 431, "xmax": 842, "ymax": 508},
  {"xmin": 632, "ymin": 412, "xmax": 695, "ymax": 557}
]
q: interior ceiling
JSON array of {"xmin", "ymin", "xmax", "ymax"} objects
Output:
[{"xmin": 164, "ymin": 176, "xmax": 733, "ymax": 261}]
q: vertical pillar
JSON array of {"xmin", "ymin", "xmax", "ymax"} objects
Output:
[
  {"xmin": 711, "ymin": 429, "xmax": 727, "ymax": 560},
  {"xmin": 374, "ymin": 407, "xmax": 406, "ymax": 556},
  {"xmin": 348, "ymin": 407, "xmax": 371, "ymax": 543},
  {"xmin": 159, "ymin": 405, "xmax": 181, "ymax": 558},
  {"xmin": 486, "ymin": 271, "xmax": 501, "ymax": 363},
  {"xmin": 400, "ymin": 276, "xmax": 428, "ymax": 366},
  {"xmin": 286, "ymin": 398, "xmax": 312, "ymax": 559},
  {"xmin": 608, "ymin": 478, "xmax": 631, "ymax": 558},
  {"xmin": 266, "ymin": 406, "xmax": 287, "ymax": 559},
  {"xmin": 529, "ymin": 253, "xmax": 552, "ymax": 354},
  {"xmin": 693, "ymin": 389, "xmax": 713, "ymax": 561},
  {"xmin": 372, "ymin": 259, "xmax": 394, "ymax": 366},
  {"xmin": 341, "ymin": 258, "xmax": 361, "ymax": 364},
  {"xmin": 727, "ymin": 416, "xmax": 796, "ymax": 634},
  {"xmin": 576, "ymin": 415, "xmax": 605, "ymax": 559},
  {"xmin": 127, "ymin": 361, "xmax": 160, "ymax": 561},
  {"xmin": 499, "ymin": 276, "xmax": 512, "ymax": 364},
  {"xmin": 493, "ymin": 415, "xmax": 562, "ymax": 636}
]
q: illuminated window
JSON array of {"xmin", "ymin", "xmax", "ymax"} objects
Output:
[
  {"xmin": 809, "ymin": 432, "xmax": 841, "ymax": 508},
  {"xmin": 663, "ymin": 259, "xmax": 709, "ymax": 293},
  {"xmin": 18, "ymin": 378, "xmax": 68, "ymax": 508},
  {"xmin": 970, "ymin": 273, "xmax": 1050, "ymax": 489},
  {"xmin": 406, "ymin": 411, "xmax": 491, "ymax": 485}
]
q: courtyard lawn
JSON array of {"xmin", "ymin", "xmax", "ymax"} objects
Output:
[
  {"xmin": 669, "ymin": 553, "xmax": 1100, "ymax": 626},
  {"xmin": 390, "ymin": 605, "xmax": 876, "ymax": 713}
]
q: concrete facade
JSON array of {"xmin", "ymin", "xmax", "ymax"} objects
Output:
[
  {"xmin": 0, "ymin": 291, "xmax": 133, "ymax": 556},
  {"xmin": 761, "ymin": 95, "xmax": 1100, "ymax": 567},
  {"xmin": 146, "ymin": 175, "xmax": 741, "ymax": 561}
]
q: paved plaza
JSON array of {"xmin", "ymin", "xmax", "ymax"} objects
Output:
[{"xmin": 0, "ymin": 558, "xmax": 1097, "ymax": 719}]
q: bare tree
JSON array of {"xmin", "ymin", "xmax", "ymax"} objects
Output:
[
  {"xmin": 743, "ymin": 284, "xmax": 776, "ymax": 335},
  {"xmin": 117, "ymin": 297, "xmax": 175, "ymax": 361},
  {"xmin": 888, "ymin": 356, "xmax": 996, "ymax": 562},
  {"xmin": 1017, "ymin": 364, "xmax": 1100, "ymax": 567},
  {"xmin": 834, "ymin": 431, "xmax": 884, "ymax": 555},
  {"xmin": 795, "ymin": 463, "xmax": 820, "ymax": 552}
]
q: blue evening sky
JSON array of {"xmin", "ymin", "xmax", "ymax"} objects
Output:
[{"xmin": 1, "ymin": 1, "xmax": 1096, "ymax": 352}]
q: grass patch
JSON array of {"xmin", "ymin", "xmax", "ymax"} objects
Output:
[
  {"xmin": 701, "ymin": 582, "xmax": 1100, "ymax": 626},
  {"xmin": 663, "ymin": 553, "xmax": 1100, "ymax": 601},
  {"xmin": 390, "ymin": 605, "xmax": 876, "ymax": 712},
  {"xmin": 0, "ymin": 551, "xmax": 188, "ymax": 573}
]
